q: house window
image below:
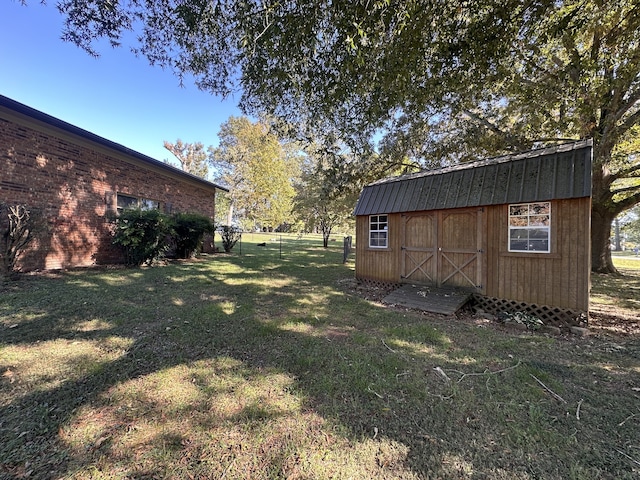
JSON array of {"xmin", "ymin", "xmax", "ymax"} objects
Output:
[
  {"xmin": 369, "ymin": 214, "xmax": 388, "ymax": 248},
  {"xmin": 117, "ymin": 193, "xmax": 160, "ymax": 213},
  {"xmin": 508, "ymin": 202, "xmax": 551, "ymax": 253}
]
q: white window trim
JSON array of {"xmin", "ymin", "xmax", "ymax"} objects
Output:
[
  {"xmin": 508, "ymin": 202, "xmax": 551, "ymax": 253},
  {"xmin": 369, "ymin": 214, "xmax": 388, "ymax": 249}
]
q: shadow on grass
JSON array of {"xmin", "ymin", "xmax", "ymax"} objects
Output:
[{"xmin": 1, "ymin": 244, "xmax": 639, "ymax": 479}]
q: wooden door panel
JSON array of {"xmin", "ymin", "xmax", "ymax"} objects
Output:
[
  {"xmin": 438, "ymin": 210, "xmax": 481, "ymax": 290},
  {"xmin": 401, "ymin": 209, "xmax": 482, "ymax": 291},
  {"xmin": 401, "ymin": 214, "xmax": 436, "ymax": 283}
]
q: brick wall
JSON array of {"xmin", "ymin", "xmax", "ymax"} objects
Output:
[{"xmin": 0, "ymin": 117, "xmax": 217, "ymax": 272}]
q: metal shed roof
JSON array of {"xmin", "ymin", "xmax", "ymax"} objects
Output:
[{"xmin": 354, "ymin": 140, "xmax": 592, "ymax": 216}]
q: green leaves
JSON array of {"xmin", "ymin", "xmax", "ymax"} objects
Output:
[
  {"xmin": 42, "ymin": 0, "xmax": 640, "ymax": 271},
  {"xmin": 172, "ymin": 212, "xmax": 215, "ymax": 259},
  {"xmin": 211, "ymin": 116, "xmax": 300, "ymax": 231},
  {"xmin": 111, "ymin": 209, "xmax": 173, "ymax": 266},
  {"xmin": 163, "ymin": 139, "xmax": 211, "ymax": 178}
]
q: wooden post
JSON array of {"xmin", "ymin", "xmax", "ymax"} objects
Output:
[{"xmin": 343, "ymin": 236, "xmax": 352, "ymax": 263}]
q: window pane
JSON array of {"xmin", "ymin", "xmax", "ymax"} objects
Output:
[
  {"xmin": 510, "ymin": 216, "xmax": 528, "ymax": 227},
  {"xmin": 527, "ymin": 239, "xmax": 549, "ymax": 251},
  {"xmin": 370, "ymin": 214, "xmax": 388, "ymax": 247},
  {"xmin": 509, "ymin": 238, "xmax": 529, "ymax": 251},
  {"xmin": 529, "ymin": 228, "xmax": 548, "ymax": 239},
  {"xmin": 510, "ymin": 205, "xmax": 529, "ymax": 216},
  {"xmin": 531, "ymin": 203, "xmax": 550, "ymax": 215},
  {"xmin": 510, "ymin": 228, "xmax": 528, "ymax": 240},
  {"xmin": 529, "ymin": 215, "xmax": 549, "ymax": 226},
  {"xmin": 117, "ymin": 194, "xmax": 138, "ymax": 210},
  {"xmin": 508, "ymin": 202, "xmax": 550, "ymax": 253},
  {"xmin": 140, "ymin": 198, "xmax": 159, "ymax": 211}
]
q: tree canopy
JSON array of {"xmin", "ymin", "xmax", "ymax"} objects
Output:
[
  {"xmin": 211, "ymin": 116, "xmax": 300, "ymax": 231},
  {"xmin": 52, "ymin": 0, "xmax": 640, "ymax": 272},
  {"xmin": 163, "ymin": 139, "xmax": 210, "ymax": 178},
  {"xmin": 293, "ymin": 146, "xmax": 360, "ymax": 246}
]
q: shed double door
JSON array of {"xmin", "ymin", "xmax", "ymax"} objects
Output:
[{"xmin": 401, "ymin": 208, "xmax": 483, "ymax": 291}]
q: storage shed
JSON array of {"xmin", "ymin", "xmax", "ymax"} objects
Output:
[{"xmin": 354, "ymin": 140, "xmax": 593, "ymax": 324}]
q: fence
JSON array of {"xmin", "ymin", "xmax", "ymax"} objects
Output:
[{"xmin": 214, "ymin": 231, "xmax": 355, "ymax": 264}]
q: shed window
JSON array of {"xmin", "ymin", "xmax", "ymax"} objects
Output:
[
  {"xmin": 117, "ymin": 193, "xmax": 160, "ymax": 213},
  {"xmin": 508, "ymin": 202, "xmax": 550, "ymax": 253},
  {"xmin": 369, "ymin": 215, "xmax": 388, "ymax": 248}
]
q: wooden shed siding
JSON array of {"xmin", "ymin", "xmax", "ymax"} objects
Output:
[
  {"xmin": 484, "ymin": 198, "xmax": 590, "ymax": 311},
  {"xmin": 355, "ymin": 213, "xmax": 402, "ymax": 283},
  {"xmin": 357, "ymin": 197, "xmax": 589, "ymax": 312}
]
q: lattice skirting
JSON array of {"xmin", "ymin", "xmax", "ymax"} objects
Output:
[
  {"xmin": 356, "ymin": 278, "xmax": 402, "ymax": 291},
  {"xmin": 471, "ymin": 294, "xmax": 587, "ymax": 327}
]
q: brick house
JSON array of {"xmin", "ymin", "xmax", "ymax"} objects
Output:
[{"xmin": 0, "ymin": 95, "xmax": 228, "ymax": 272}]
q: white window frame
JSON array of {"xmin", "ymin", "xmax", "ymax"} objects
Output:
[
  {"xmin": 508, "ymin": 202, "xmax": 551, "ymax": 253},
  {"xmin": 369, "ymin": 214, "xmax": 388, "ymax": 248}
]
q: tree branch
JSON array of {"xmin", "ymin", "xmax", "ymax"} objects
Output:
[
  {"xmin": 462, "ymin": 110, "xmax": 528, "ymax": 150},
  {"xmin": 611, "ymin": 160, "xmax": 640, "ymax": 181},
  {"xmin": 614, "ymin": 190, "xmax": 640, "ymax": 213},
  {"xmin": 612, "ymin": 182, "xmax": 640, "ymax": 197},
  {"xmin": 616, "ymin": 103, "xmax": 640, "ymax": 137}
]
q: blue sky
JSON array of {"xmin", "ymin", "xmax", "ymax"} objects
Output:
[{"xmin": 0, "ymin": 1, "xmax": 242, "ymax": 165}]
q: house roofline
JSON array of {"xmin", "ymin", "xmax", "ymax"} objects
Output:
[{"xmin": 0, "ymin": 94, "xmax": 229, "ymax": 193}]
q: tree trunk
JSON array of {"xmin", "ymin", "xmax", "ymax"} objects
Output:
[
  {"xmin": 322, "ymin": 229, "xmax": 330, "ymax": 248},
  {"xmin": 590, "ymin": 142, "xmax": 619, "ymax": 275},
  {"xmin": 227, "ymin": 201, "xmax": 234, "ymax": 226},
  {"xmin": 591, "ymin": 206, "xmax": 618, "ymax": 274}
]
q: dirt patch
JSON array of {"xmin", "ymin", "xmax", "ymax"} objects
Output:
[{"xmin": 589, "ymin": 307, "xmax": 640, "ymax": 337}]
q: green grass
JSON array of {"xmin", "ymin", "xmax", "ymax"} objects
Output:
[
  {"xmin": 1, "ymin": 234, "xmax": 639, "ymax": 479},
  {"xmin": 590, "ymin": 256, "xmax": 640, "ymax": 313}
]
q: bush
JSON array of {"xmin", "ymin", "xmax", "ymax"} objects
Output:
[
  {"xmin": 111, "ymin": 209, "xmax": 172, "ymax": 266},
  {"xmin": 219, "ymin": 225, "xmax": 242, "ymax": 253},
  {"xmin": 172, "ymin": 213, "xmax": 215, "ymax": 259},
  {"xmin": 0, "ymin": 203, "xmax": 48, "ymax": 279}
]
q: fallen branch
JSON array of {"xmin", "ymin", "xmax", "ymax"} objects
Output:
[
  {"xmin": 381, "ymin": 339, "xmax": 397, "ymax": 353},
  {"xmin": 452, "ymin": 361, "xmax": 522, "ymax": 383},
  {"xmin": 433, "ymin": 366, "xmax": 451, "ymax": 383},
  {"xmin": 618, "ymin": 413, "xmax": 637, "ymax": 427},
  {"xmin": 576, "ymin": 399, "xmax": 583, "ymax": 420},
  {"xmin": 530, "ymin": 374, "xmax": 567, "ymax": 403},
  {"xmin": 367, "ymin": 385, "xmax": 384, "ymax": 399},
  {"xmin": 616, "ymin": 448, "xmax": 640, "ymax": 467}
]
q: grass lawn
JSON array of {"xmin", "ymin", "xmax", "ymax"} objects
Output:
[{"xmin": 1, "ymin": 233, "xmax": 639, "ymax": 479}]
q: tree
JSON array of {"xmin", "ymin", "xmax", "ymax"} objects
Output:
[
  {"xmin": 163, "ymin": 139, "xmax": 210, "ymax": 178},
  {"xmin": 51, "ymin": 0, "xmax": 640, "ymax": 273},
  {"xmin": 0, "ymin": 203, "xmax": 48, "ymax": 279},
  {"xmin": 293, "ymin": 147, "xmax": 360, "ymax": 247},
  {"xmin": 621, "ymin": 205, "xmax": 640, "ymax": 246},
  {"xmin": 416, "ymin": 1, "xmax": 640, "ymax": 274},
  {"xmin": 211, "ymin": 116, "xmax": 300, "ymax": 230}
]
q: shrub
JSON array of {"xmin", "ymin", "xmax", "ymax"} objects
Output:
[
  {"xmin": 219, "ymin": 225, "xmax": 242, "ymax": 253},
  {"xmin": 111, "ymin": 209, "xmax": 172, "ymax": 266},
  {"xmin": 171, "ymin": 213, "xmax": 215, "ymax": 259},
  {"xmin": 0, "ymin": 203, "xmax": 48, "ymax": 279}
]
